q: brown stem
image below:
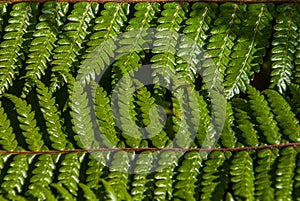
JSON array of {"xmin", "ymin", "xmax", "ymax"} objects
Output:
[{"xmin": 0, "ymin": 142, "xmax": 299, "ymax": 155}]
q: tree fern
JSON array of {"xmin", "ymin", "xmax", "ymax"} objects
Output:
[{"xmin": 0, "ymin": 2, "xmax": 299, "ymax": 200}]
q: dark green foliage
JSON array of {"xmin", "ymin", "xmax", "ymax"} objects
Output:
[
  {"xmin": 0, "ymin": 3, "xmax": 38, "ymax": 95},
  {"xmin": 0, "ymin": 2, "xmax": 299, "ymax": 200},
  {"xmin": 254, "ymin": 148, "xmax": 277, "ymax": 200},
  {"xmin": 275, "ymin": 147, "xmax": 296, "ymax": 200},
  {"xmin": 50, "ymin": 2, "xmax": 98, "ymax": 91},
  {"xmin": 230, "ymin": 151, "xmax": 255, "ymax": 200},
  {"xmin": 22, "ymin": 2, "xmax": 69, "ymax": 96},
  {"xmin": 225, "ymin": 3, "xmax": 273, "ymax": 97},
  {"xmin": 270, "ymin": 4, "xmax": 300, "ymax": 93}
]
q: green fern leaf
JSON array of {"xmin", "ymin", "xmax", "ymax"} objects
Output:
[
  {"xmin": 131, "ymin": 151, "xmax": 154, "ymax": 200},
  {"xmin": 0, "ymin": 3, "xmax": 7, "ymax": 39},
  {"xmin": 111, "ymin": 2, "xmax": 159, "ymax": 86},
  {"xmin": 0, "ymin": 100, "xmax": 17, "ymax": 151},
  {"xmin": 36, "ymin": 80, "xmax": 69, "ymax": 150},
  {"xmin": 232, "ymin": 98, "xmax": 259, "ymax": 146},
  {"xmin": 254, "ymin": 148, "xmax": 277, "ymax": 200},
  {"xmin": 4, "ymin": 94, "xmax": 44, "ymax": 151},
  {"xmin": 0, "ymin": 3, "xmax": 38, "ymax": 95},
  {"xmin": 264, "ymin": 89, "xmax": 300, "ymax": 142},
  {"xmin": 247, "ymin": 85, "xmax": 281, "ymax": 144},
  {"xmin": 85, "ymin": 153, "xmax": 106, "ymax": 190},
  {"xmin": 85, "ymin": 2, "xmax": 129, "ymax": 54},
  {"xmin": 225, "ymin": 3, "xmax": 273, "ymax": 97},
  {"xmin": 230, "ymin": 151, "xmax": 255, "ymax": 200},
  {"xmin": 0, "ymin": 154, "xmax": 29, "ymax": 196},
  {"xmin": 270, "ymin": 3, "xmax": 300, "ymax": 93},
  {"xmin": 200, "ymin": 151, "xmax": 227, "ymax": 200},
  {"xmin": 77, "ymin": 2, "xmax": 129, "ymax": 87},
  {"xmin": 153, "ymin": 151, "xmax": 178, "ymax": 200},
  {"xmin": 173, "ymin": 152, "xmax": 201, "ymax": 200},
  {"xmin": 57, "ymin": 153, "xmax": 83, "ymax": 196},
  {"xmin": 107, "ymin": 151, "xmax": 131, "ymax": 201},
  {"xmin": 78, "ymin": 183, "xmax": 97, "ymax": 201},
  {"xmin": 50, "ymin": 2, "xmax": 98, "ymax": 91},
  {"xmin": 28, "ymin": 185, "xmax": 58, "ymax": 201},
  {"xmin": 202, "ymin": 3, "xmax": 245, "ymax": 92},
  {"xmin": 22, "ymin": 2, "xmax": 69, "ymax": 96},
  {"xmin": 25, "ymin": 154, "xmax": 55, "ymax": 198},
  {"xmin": 275, "ymin": 147, "xmax": 296, "ymax": 200},
  {"xmin": 294, "ymin": 148, "xmax": 300, "ymax": 199},
  {"xmin": 219, "ymin": 102, "xmax": 236, "ymax": 148},
  {"xmin": 51, "ymin": 183, "xmax": 75, "ymax": 201}
]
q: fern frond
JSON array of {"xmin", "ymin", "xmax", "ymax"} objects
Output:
[
  {"xmin": 0, "ymin": 155, "xmax": 29, "ymax": 196},
  {"xmin": 100, "ymin": 179, "xmax": 119, "ymax": 201},
  {"xmin": 171, "ymin": 90, "xmax": 194, "ymax": 148},
  {"xmin": 294, "ymin": 7, "xmax": 300, "ymax": 85},
  {"xmin": 294, "ymin": 148, "xmax": 300, "ymax": 199},
  {"xmin": 0, "ymin": 100, "xmax": 17, "ymax": 151},
  {"xmin": 289, "ymin": 83, "xmax": 300, "ymax": 116},
  {"xmin": 173, "ymin": 152, "xmax": 201, "ymax": 200},
  {"xmin": 230, "ymin": 151, "xmax": 255, "ymax": 200},
  {"xmin": 0, "ymin": 3, "xmax": 38, "ymax": 95},
  {"xmin": 232, "ymin": 98, "xmax": 259, "ymax": 146},
  {"xmin": 57, "ymin": 153, "xmax": 83, "ymax": 196},
  {"xmin": 275, "ymin": 147, "xmax": 296, "ymax": 200},
  {"xmin": 94, "ymin": 86, "xmax": 119, "ymax": 147},
  {"xmin": 36, "ymin": 80, "xmax": 69, "ymax": 150},
  {"xmin": 270, "ymin": 3, "xmax": 300, "ymax": 93},
  {"xmin": 151, "ymin": 2, "xmax": 185, "ymax": 87},
  {"xmin": 71, "ymin": 82, "xmax": 96, "ymax": 149},
  {"xmin": 184, "ymin": 2, "xmax": 217, "ymax": 47},
  {"xmin": 264, "ymin": 89, "xmax": 300, "ymax": 142},
  {"xmin": 85, "ymin": 2, "xmax": 129, "ymax": 54},
  {"xmin": 27, "ymin": 185, "xmax": 57, "ymax": 201},
  {"xmin": 225, "ymin": 3, "xmax": 273, "ymax": 97},
  {"xmin": 195, "ymin": 92, "xmax": 212, "ymax": 147},
  {"xmin": 78, "ymin": 183, "xmax": 97, "ymax": 201},
  {"xmin": 85, "ymin": 153, "xmax": 106, "ymax": 190},
  {"xmin": 202, "ymin": 3, "xmax": 245, "ymax": 92},
  {"xmin": 254, "ymin": 148, "xmax": 277, "ymax": 200},
  {"xmin": 22, "ymin": 2, "xmax": 69, "ymax": 96},
  {"xmin": 153, "ymin": 151, "xmax": 177, "ymax": 200},
  {"xmin": 25, "ymin": 154, "xmax": 55, "ymax": 198},
  {"xmin": 50, "ymin": 2, "xmax": 98, "ymax": 91},
  {"xmin": 51, "ymin": 183, "xmax": 75, "ymax": 201},
  {"xmin": 0, "ymin": 3, "xmax": 7, "ymax": 39},
  {"xmin": 107, "ymin": 151, "xmax": 131, "ymax": 201},
  {"xmin": 247, "ymin": 86, "xmax": 281, "ymax": 144},
  {"xmin": 112, "ymin": 74, "xmax": 143, "ymax": 148},
  {"xmin": 4, "ymin": 94, "xmax": 44, "ymax": 151},
  {"xmin": 177, "ymin": 2, "xmax": 217, "ymax": 84},
  {"xmin": 76, "ymin": 2, "xmax": 129, "ymax": 88},
  {"xmin": 131, "ymin": 151, "xmax": 154, "ymax": 200},
  {"xmin": 219, "ymin": 102, "xmax": 236, "ymax": 148},
  {"xmin": 111, "ymin": 2, "xmax": 159, "ymax": 86},
  {"xmin": 200, "ymin": 151, "xmax": 226, "ymax": 200}
]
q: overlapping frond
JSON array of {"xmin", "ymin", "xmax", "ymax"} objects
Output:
[{"xmin": 0, "ymin": 2, "xmax": 299, "ymax": 200}]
